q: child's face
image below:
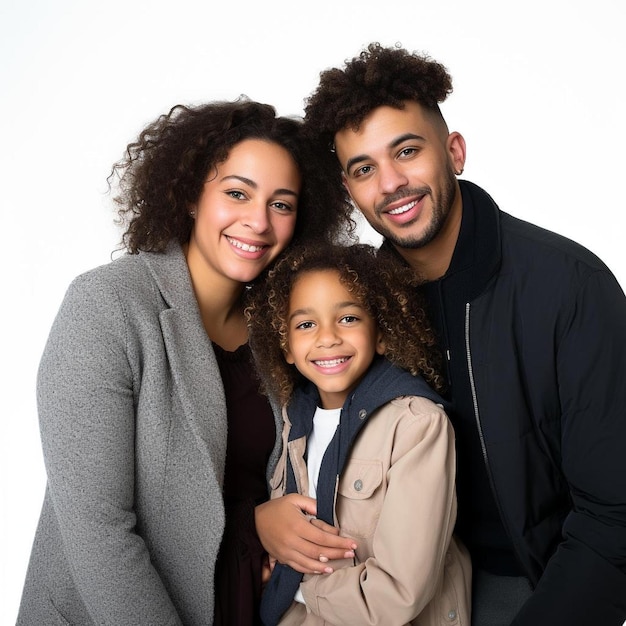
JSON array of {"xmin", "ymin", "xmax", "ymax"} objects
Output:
[{"xmin": 285, "ymin": 269, "xmax": 385, "ymax": 409}]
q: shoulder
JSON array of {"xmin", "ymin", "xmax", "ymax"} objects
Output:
[
  {"xmin": 499, "ymin": 211, "xmax": 612, "ymax": 282},
  {"xmin": 66, "ymin": 252, "xmax": 148, "ymax": 301},
  {"xmin": 50, "ymin": 251, "xmax": 175, "ymax": 346},
  {"xmin": 500, "ymin": 211, "xmax": 607, "ymax": 266},
  {"xmin": 372, "ymin": 395, "xmax": 452, "ymax": 449},
  {"xmin": 386, "ymin": 395, "xmax": 450, "ymax": 429},
  {"xmin": 65, "ymin": 245, "xmax": 189, "ymax": 315}
]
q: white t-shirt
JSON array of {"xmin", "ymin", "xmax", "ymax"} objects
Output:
[
  {"xmin": 295, "ymin": 405, "xmax": 340, "ymax": 604},
  {"xmin": 306, "ymin": 406, "xmax": 341, "ymax": 498}
]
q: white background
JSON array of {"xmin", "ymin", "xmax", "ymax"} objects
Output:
[{"xmin": 1, "ymin": 0, "xmax": 625, "ymax": 622}]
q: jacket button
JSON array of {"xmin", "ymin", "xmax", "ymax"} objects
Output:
[
  {"xmin": 447, "ymin": 609, "xmax": 457, "ymax": 620},
  {"xmin": 353, "ymin": 479, "xmax": 363, "ymax": 491},
  {"xmin": 358, "ymin": 409, "xmax": 367, "ymax": 419}
]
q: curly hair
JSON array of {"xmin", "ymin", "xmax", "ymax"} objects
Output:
[
  {"xmin": 110, "ymin": 97, "xmax": 352, "ymax": 253},
  {"xmin": 246, "ymin": 242, "xmax": 443, "ymax": 405},
  {"xmin": 303, "ymin": 42, "xmax": 453, "ymax": 213}
]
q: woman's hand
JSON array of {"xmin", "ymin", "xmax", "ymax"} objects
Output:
[{"xmin": 255, "ymin": 494, "xmax": 357, "ymax": 574}]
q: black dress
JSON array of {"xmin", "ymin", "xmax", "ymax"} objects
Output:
[{"xmin": 212, "ymin": 342, "xmax": 276, "ymax": 626}]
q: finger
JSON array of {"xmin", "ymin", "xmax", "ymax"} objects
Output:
[
  {"xmin": 284, "ymin": 493, "xmax": 318, "ymax": 517},
  {"xmin": 287, "ymin": 534, "xmax": 356, "ymax": 563},
  {"xmin": 310, "ymin": 517, "xmax": 340, "ymax": 535},
  {"xmin": 281, "ymin": 552, "xmax": 335, "ymax": 575},
  {"xmin": 305, "ymin": 523, "xmax": 357, "ymax": 552}
]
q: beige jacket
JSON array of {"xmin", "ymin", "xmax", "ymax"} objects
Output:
[{"xmin": 270, "ymin": 394, "xmax": 471, "ymax": 626}]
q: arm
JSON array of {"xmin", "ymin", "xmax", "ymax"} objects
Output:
[
  {"xmin": 513, "ymin": 270, "xmax": 626, "ymax": 625},
  {"xmin": 38, "ymin": 274, "xmax": 182, "ymax": 625},
  {"xmin": 299, "ymin": 404, "xmax": 460, "ymax": 624}
]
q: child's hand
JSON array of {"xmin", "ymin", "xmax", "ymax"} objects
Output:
[{"xmin": 255, "ymin": 494, "xmax": 357, "ymax": 575}]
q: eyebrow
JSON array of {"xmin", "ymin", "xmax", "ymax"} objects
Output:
[
  {"xmin": 221, "ymin": 174, "xmax": 299, "ymax": 197},
  {"xmin": 344, "ymin": 133, "xmax": 426, "ymax": 173},
  {"xmin": 288, "ymin": 300, "xmax": 365, "ymax": 322}
]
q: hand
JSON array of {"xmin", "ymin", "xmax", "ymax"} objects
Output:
[{"xmin": 255, "ymin": 494, "xmax": 357, "ymax": 574}]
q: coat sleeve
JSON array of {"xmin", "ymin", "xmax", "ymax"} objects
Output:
[
  {"xmin": 298, "ymin": 403, "xmax": 459, "ymax": 624},
  {"xmin": 37, "ymin": 272, "xmax": 183, "ymax": 625},
  {"xmin": 513, "ymin": 269, "xmax": 626, "ymax": 625}
]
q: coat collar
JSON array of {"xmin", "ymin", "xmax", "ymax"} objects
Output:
[{"xmin": 140, "ymin": 241, "xmax": 227, "ymax": 477}]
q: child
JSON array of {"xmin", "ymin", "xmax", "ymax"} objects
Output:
[{"xmin": 247, "ymin": 242, "xmax": 471, "ymax": 625}]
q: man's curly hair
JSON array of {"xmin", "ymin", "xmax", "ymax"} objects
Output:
[
  {"xmin": 110, "ymin": 97, "xmax": 351, "ymax": 253},
  {"xmin": 246, "ymin": 242, "xmax": 443, "ymax": 405},
  {"xmin": 303, "ymin": 42, "xmax": 453, "ymax": 218}
]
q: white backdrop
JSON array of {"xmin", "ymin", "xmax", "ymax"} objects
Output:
[{"xmin": 2, "ymin": 0, "xmax": 625, "ymax": 622}]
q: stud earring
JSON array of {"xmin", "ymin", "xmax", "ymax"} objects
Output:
[
  {"xmin": 455, "ymin": 167, "xmax": 464, "ymax": 176},
  {"xmin": 189, "ymin": 209, "xmax": 196, "ymax": 218}
]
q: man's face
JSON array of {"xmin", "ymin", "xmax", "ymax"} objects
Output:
[{"xmin": 334, "ymin": 102, "xmax": 465, "ymax": 252}]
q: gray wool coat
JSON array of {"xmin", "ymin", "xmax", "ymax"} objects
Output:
[{"xmin": 17, "ymin": 242, "xmax": 282, "ymax": 626}]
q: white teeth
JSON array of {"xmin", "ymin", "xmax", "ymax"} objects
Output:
[
  {"xmin": 388, "ymin": 200, "xmax": 417, "ymax": 215},
  {"xmin": 227, "ymin": 237, "xmax": 264, "ymax": 252},
  {"xmin": 314, "ymin": 357, "xmax": 348, "ymax": 368}
]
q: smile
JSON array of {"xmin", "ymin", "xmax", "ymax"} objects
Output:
[
  {"xmin": 226, "ymin": 236, "xmax": 266, "ymax": 253},
  {"xmin": 387, "ymin": 200, "xmax": 417, "ymax": 216},
  {"xmin": 312, "ymin": 357, "xmax": 349, "ymax": 368}
]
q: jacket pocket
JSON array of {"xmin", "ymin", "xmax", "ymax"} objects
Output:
[{"xmin": 335, "ymin": 459, "xmax": 384, "ymax": 538}]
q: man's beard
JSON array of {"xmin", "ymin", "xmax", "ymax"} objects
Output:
[{"xmin": 372, "ymin": 165, "xmax": 457, "ymax": 250}]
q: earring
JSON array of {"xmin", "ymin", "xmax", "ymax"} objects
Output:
[
  {"xmin": 455, "ymin": 167, "xmax": 464, "ymax": 176},
  {"xmin": 189, "ymin": 209, "xmax": 196, "ymax": 218}
]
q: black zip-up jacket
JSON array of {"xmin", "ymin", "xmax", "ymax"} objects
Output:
[{"xmin": 392, "ymin": 181, "xmax": 626, "ymax": 624}]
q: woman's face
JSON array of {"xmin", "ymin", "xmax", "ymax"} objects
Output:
[{"xmin": 186, "ymin": 138, "xmax": 301, "ymax": 288}]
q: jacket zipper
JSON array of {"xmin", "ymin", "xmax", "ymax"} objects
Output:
[
  {"xmin": 465, "ymin": 302, "xmax": 530, "ymax": 581},
  {"xmin": 464, "ymin": 302, "xmax": 490, "ymax": 468}
]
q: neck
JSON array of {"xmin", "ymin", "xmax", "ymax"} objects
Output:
[{"xmin": 183, "ymin": 244, "xmax": 248, "ymax": 351}]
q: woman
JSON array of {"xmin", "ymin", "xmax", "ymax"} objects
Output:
[{"xmin": 17, "ymin": 99, "xmax": 348, "ymax": 626}]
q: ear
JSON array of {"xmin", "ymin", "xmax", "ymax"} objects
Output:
[
  {"xmin": 375, "ymin": 332, "xmax": 386, "ymax": 356},
  {"xmin": 341, "ymin": 171, "xmax": 355, "ymax": 201},
  {"xmin": 284, "ymin": 347, "xmax": 295, "ymax": 364},
  {"xmin": 447, "ymin": 131, "xmax": 467, "ymax": 176}
]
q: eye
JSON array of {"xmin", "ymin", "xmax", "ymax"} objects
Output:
[
  {"xmin": 271, "ymin": 200, "xmax": 296, "ymax": 213},
  {"xmin": 226, "ymin": 190, "xmax": 247, "ymax": 200},
  {"xmin": 397, "ymin": 146, "xmax": 418, "ymax": 159},
  {"xmin": 353, "ymin": 164, "xmax": 373, "ymax": 178},
  {"xmin": 294, "ymin": 320, "xmax": 315, "ymax": 330},
  {"xmin": 339, "ymin": 315, "xmax": 359, "ymax": 324}
]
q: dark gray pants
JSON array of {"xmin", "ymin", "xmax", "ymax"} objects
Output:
[{"xmin": 472, "ymin": 569, "xmax": 533, "ymax": 625}]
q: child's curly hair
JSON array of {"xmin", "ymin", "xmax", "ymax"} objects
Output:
[{"xmin": 246, "ymin": 242, "xmax": 443, "ymax": 405}]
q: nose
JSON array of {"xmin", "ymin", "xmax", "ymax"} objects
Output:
[
  {"xmin": 316, "ymin": 324, "xmax": 341, "ymax": 348},
  {"xmin": 242, "ymin": 201, "xmax": 271, "ymax": 234},
  {"xmin": 378, "ymin": 161, "xmax": 408, "ymax": 194}
]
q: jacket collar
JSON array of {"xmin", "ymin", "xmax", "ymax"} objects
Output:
[{"xmin": 444, "ymin": 180, "xmax": 502, "ymax": 298}]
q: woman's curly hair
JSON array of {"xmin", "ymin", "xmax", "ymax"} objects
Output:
[
  {"xmin": 246, "ymin": 242, "xmax": 443, "ymax": 405},
  {"xmin": 303, "ymin": 42, "xmax": 453, "ymax": 216},
  {"xmin": 110, "ymin": 97, "xmax": 352, "ymax": 253}
]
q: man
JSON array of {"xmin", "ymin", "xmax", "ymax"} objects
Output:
[{"xmin": 295, "ymin": 43, "xmax": 626, "ymax": 625}]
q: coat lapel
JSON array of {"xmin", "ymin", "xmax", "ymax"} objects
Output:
[{"xmin": 142, "ymin": 243, "xmax": 227, "ymax": 479}]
